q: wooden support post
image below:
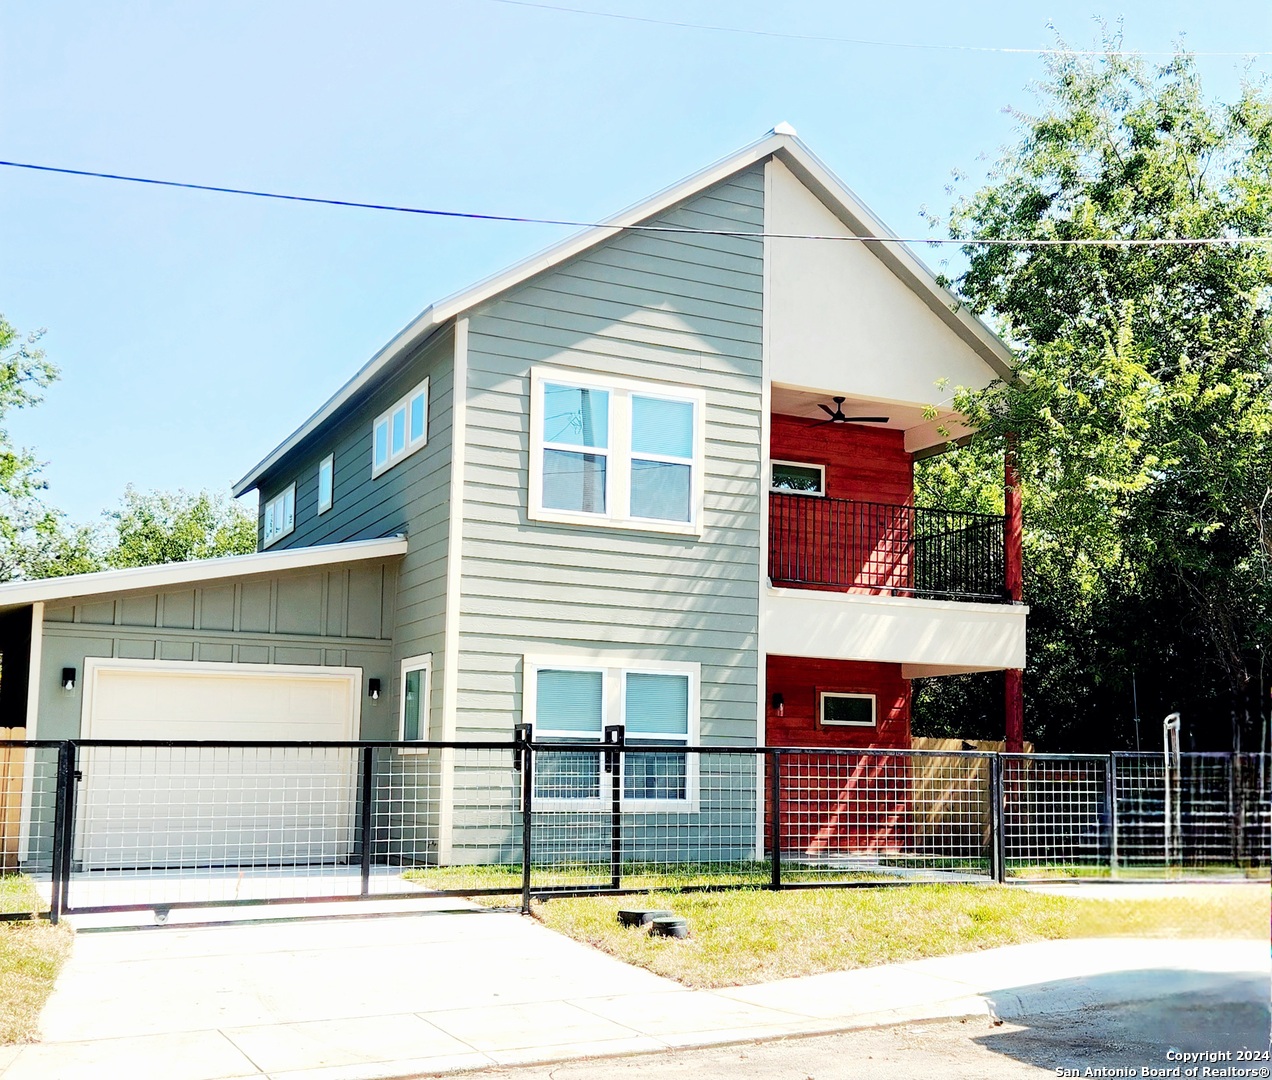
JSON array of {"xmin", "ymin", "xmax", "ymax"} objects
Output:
[{"xmin": 1005, "ymin": 435, "xmax": 1025, "ymax": 752}]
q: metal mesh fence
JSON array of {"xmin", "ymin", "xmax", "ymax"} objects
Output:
[
  {"xmin": 1002, "ymin": 755, "xmax": 1108, "ymax": 874},
  {"xmin": 5, "ymin": 739, "xmax": 1265, "ymax": 919},
  {"xmin": 775, "ymin": 749, "xmax": 994, "ymax": 881},
  {"xmin": 1, "ymin": 742, "xmax": 58, "ymax": 918}
]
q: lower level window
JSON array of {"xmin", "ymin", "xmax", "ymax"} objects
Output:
[
  {"xmin": 820, "ymin": 691, "xmax": 876, "ymax": 727},
  {"xmin": 400, "ymin": 655, "xmax": 432, "ymax": 742},
  {"xmin": 527, "ymin": 658, "xmax": 698, "ymax": 809}
]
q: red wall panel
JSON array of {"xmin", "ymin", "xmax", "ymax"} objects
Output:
[
  {"xmin": 770, "ymin": 413, "xmax": 912, "ymax": 504},
  {"xmin": 764, "ymin": 656, "xmax": 912, "ymax": 856}
]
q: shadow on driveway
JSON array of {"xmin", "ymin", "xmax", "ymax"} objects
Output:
[{"xmin": 977, "ymin": 968, "xmax": 1271, "ymax": 1071}]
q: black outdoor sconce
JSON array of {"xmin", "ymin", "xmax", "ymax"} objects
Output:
[
  {"xmin": 368, "ymin": 678, "xmax": 381, "ymax": 701},
  {"xmin": 771, "ymin": 692, "xmax": 784, "ymax": 717},
  {"xmin": 62, "ymin": 667, "xmax": 77, "ymax": 691}
]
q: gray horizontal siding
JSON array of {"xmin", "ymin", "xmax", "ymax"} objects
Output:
[
  {"xmin": 252, "ymin": 329, "xmax": 457, "ymax": 738},
  {"xmin": 456, "ymin": 167, "xmax": 764, "ymax": 748}
]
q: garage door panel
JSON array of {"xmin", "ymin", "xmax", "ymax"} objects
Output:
[{"xmin": 78, "ymin": 663, "xmax": 362, "ymax": 870}]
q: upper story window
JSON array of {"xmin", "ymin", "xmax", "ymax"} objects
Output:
[
  {"xmin": 771, "ymin": 460, "xmax": 825, "ymax": 496},
  {"xmin": 317, "ymin": 453, "xmax": 334, "ymax": 514},
  {"xmin": 372, "ymin": 377, "xmax": 429, "ymax": 478},
  {"xmin": 262, "ymin": 483, "xmax": 296, "ymax": 547},
  {"xmin": 529, "ymin": 368, "xmax": 705, "ymax": 535}
]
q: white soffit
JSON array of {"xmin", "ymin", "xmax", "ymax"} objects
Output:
[
  {"xmin": 233, "ymin": 130, "xmax": 1013, "ymax": 496},
  {"xmin": 0, "ymin": 535, "xmax": 408, "ymax": 611}
]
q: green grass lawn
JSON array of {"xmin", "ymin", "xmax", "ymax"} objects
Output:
[
  {"xmin": 0, "ymin": 876, "xmax": 71, "ymax": 1045},
  {"xmin": 527, "ymin": 883, "xmax": 1268, "ymax": 988}
]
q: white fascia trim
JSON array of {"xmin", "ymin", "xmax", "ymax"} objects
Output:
[
  {"xmin": 766, "ymin": 584, "xmax": 1029, "ymax": 617},
  {"xmin": 233, "ymin": 130, "xmax": 1015, "ymax": 497},
  {"xmin": 0, "ymin": 536, "xmax": 409, "ymax": 610},
  {"xmin": 233, "ymin": 134, "xmax": 788, "ymax": 497}
]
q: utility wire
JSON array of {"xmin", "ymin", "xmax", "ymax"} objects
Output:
[
  {"xmin": 2, "ymin": 159, "xmax": 1268, "ymax": 247},
  {"xmin": 484, "ymin": 0, "xmax": 1272, "ymax": 57}
]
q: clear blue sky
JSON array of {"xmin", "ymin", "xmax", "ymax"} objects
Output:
[{"xmin": 1, "ymin": 1, "xmax": 1265, "ymax": 524}]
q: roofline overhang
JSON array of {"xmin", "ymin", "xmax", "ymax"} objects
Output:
[
  {"xmin": 232, "ymin": 130, "xmax": 1016, "ymax": 497},
  {"xmin": 0, "ymin": 536, "xmax": 409, "ymax": 612}
]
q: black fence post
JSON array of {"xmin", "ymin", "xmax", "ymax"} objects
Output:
[
  {"xmin": 989, "ymin": 754, "xmax": 1005, "ymax": 883},
  {"xmin": 1106, "ymin": 754, "xmax": 1118, "ymax": 877},
  {"xmin": 358, "ymin": 746, "xmax": 374, "ymax": 897},
  {"xmin": 58, "ymin": 742, "xmax": 78, "ymax": 918},
  {"xmin": 48, "ymin": 742, "xmax": 72, "ymax": 925},
  {"xmin": 515, "ymin": 724, "xmax": 533, "ymax": 915},
  {"xmin": 769, "ymin": 750, "xmax": 782, "ymax": 891},
  {"xmin": 604, "ymin": 724, "xmax": 624, "ymax": 890}
]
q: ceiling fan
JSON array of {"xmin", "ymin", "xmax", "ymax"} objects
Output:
[{"xmin": 816, "ymin": 397, "xmax": 890, "ymax": 425}]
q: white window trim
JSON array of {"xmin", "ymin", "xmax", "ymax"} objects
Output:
[
  {"xmin": 523, "ymin": 654, "xmax": 700, "ymax": 812},
  {"xmin": 317, "ymin": 453, "xmax": 335, "ymax": 515},
  {"xmin": 372, "ymin": 376, "xmax": 430, "ymax": 479},
  {"xmin": 262, "ymin": 483, "xmax": 296, "ymax": 548},
  {"xmin": 528, "ymin": 366, "xmax": 706, "ymax": 537},
  {"xmin": 771, "ymin": 459, "xmax": 826, "ymax": 496},
  {"xmin": 398, "ymin": 653, "xmax": 433, "ymax": 752},
  {"xmin": 819, "ymin": 691, "xmax": 877, "ymax": 728}
]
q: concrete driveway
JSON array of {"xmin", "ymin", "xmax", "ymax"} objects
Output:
[{"xmin": 1, "ymin": 899, "xmax": 1267, "ymax": 1080}]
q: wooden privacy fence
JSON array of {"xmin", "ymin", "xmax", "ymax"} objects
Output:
[{"xmin": 1, "ymin": 728, "xmax": 26, "ymax": 872}]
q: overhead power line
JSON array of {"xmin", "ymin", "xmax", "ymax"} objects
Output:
[
  {"xmin": 2, "ymin": 159, "xmax": 1268, "ymax": 248},
  {"xmin": 483, "ymin": 0, "xmax": 1272, "ymax": 57}
]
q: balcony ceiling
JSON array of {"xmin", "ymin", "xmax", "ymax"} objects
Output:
[{"xmin": 769, "ymin": 386, "xmax": 973, "ymax": 455}]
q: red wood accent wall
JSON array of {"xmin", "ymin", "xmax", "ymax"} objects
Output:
[
  {"xmin": 770, "ymin": 413, "xmax": 912, "ymax": 504},
  {"xmin": 764, "ymin": 656, "xmax": 912, "ymax": 856},
  {"xmin": 769, "ymin": 414, "xmax": 915, "ymax": 594}
]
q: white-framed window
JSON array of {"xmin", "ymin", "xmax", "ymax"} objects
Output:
[
  {"xmin": 529, "ymin": 367, "xmax": 705, "ymax": 535},
  {"xmin": 399, "ymin": 653, "xmax": 432, "ymax": 745},
  {"xmin": 819, "ymin": 691, "xmax": 877, "ymax": 727},
  {"xmin": 317, "ymin": 453, "xmax": 335, "ymax": 514},
  {"xmin": 524, "ymin": 656, "xmax": 700, "ymax": 811},
  {"xmin": 771, "ymin": 459, "xmax": 825, "ymax": 496},
  {"xmin": 372, "ymin": 377, "xmax": 429, "ymax": 478},
  {"xmin": 262, "ymin": 483, "xmax": 296, "ymax": 547}
]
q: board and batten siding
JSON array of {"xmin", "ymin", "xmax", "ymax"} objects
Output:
[
  {"xmin": 457, "ymin": 167, "xmax": 765, "ymax": 754},
  {"xmin": 254, "ymin": 328, "xmax": 456, "ymax": 735},
  {"xmin": 38, "ymin": 563, "xmax": 398, "ymax": 741}
]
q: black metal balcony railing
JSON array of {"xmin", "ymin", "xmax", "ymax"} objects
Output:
[{"xmin": 769, "ymin": 494, "xmax": 1008, "ymax": 603}]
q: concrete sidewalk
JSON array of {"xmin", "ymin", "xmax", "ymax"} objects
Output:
[{"xmin": 1, "ymin": 902, "xmax": 1266, "ymax": 1080}]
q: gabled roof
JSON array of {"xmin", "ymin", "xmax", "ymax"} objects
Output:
[
  {"xmin": 233, "ymin": 129, "xmax": 1014, "ymax": 497},
  {"xmin": 0, "ymin": 536, "xmax": 408, "ymax": 612}
]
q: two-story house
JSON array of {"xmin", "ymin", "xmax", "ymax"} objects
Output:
[{"xmin": 1, "ymin": 127, "xmax": 1025, "ymax": 869}]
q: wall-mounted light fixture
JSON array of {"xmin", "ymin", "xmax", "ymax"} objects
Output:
[
  {"xmin": 368, "ymin": 678, "xmax": 381, "ymax": 701},
  {"xmin": 771, "ymin": 692, "xmax": 784, "ymax": 717},
  {"xmin": 62, "ymin": 667, "xmax": 77, "ymax": 692}
]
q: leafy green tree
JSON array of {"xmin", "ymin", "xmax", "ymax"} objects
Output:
[
  {"xmin": 105, "ymin": 486, "xmax": 256, "ymax": 568},
  {"xmin": 0, "ymin": 314, "xmax": 89, "ymax": 581},
  {"xmin": 915, "ymin": 43, "xmax": 1272, "ymax": 751}
]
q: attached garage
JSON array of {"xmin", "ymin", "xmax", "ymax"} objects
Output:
[
  {"xmin": 0, "ymin": 536, "xmax": 407, "ymax": 873},
  {"xmin": 77, "ymin": 660, "xmax": 364, "ymax": 870}
]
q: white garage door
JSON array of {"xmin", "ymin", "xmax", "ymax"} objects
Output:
[{"xmin": 77, "ymin": 661, "xmax": 362, "ymax": 870}]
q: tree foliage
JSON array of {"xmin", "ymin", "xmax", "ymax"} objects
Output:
[
  {"xmin": 105, "ymin": 486, "xmax": 256, "ymax": 568},
  {"xmin": 915, "ymin": 43, "xmax": 1272, "ymax": 751}
]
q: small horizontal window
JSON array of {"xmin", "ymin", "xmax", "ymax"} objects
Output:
[
  {"xmin": 372, "ymin": 378, "xmax": 429, "ymax": 478},
  {"xmin": 262, "ymin": 483, "xmax": 296, "ymax": 547},
  {"xmin": 820, "ymin": 692, "xmax": 876, "ymax": 727},
  {"xmin": 772, "ymin": 460, "xmax": 825, "ymax": 496}
]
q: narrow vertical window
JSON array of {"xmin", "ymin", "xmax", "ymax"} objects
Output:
[
  {"xmin": 400, "ymin": 656, "xmax": 432, "ymax": 742},
  {"xmin": 317, "ymin": 454, "xmax": 334, "ymax": 514}
]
